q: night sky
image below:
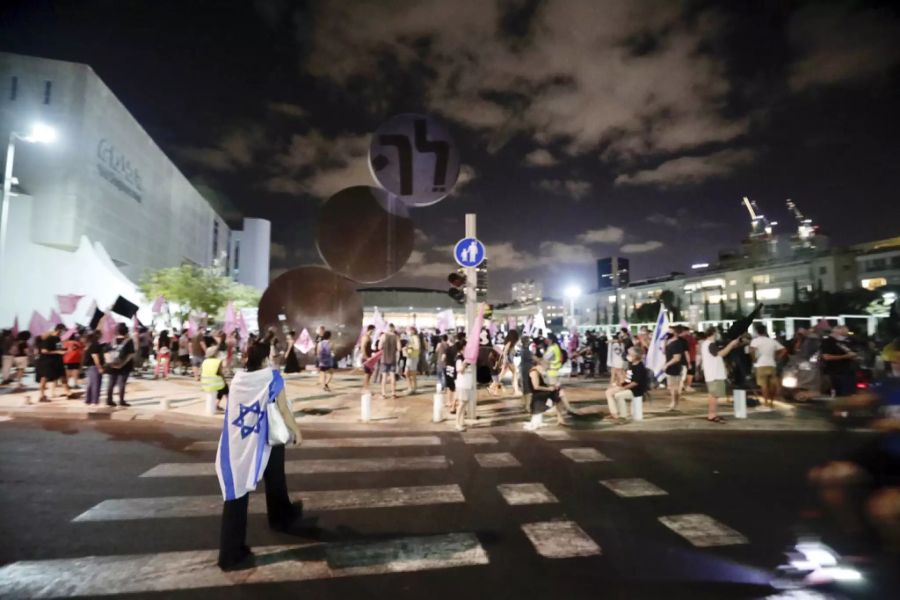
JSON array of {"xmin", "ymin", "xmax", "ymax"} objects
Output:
[{"xmin": 2, "ymin": 0, "xmax": 899, "ymax": 301}]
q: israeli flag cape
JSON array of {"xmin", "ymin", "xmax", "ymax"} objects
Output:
[
  {"xmin": 215, "ymin": 368, "xmax": 285, "ymax": 501},
  {"xmin": 644, "ymin": 304, "xmax": 669, "ymax": 382}
]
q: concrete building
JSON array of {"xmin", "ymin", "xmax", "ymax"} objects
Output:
[
  {"xmin": 853, "ymin": 237, "xmax": 900, "ymax": 291},
  {"xmin": 0, "ymin": 52, "xmax": 270, "ymax": 324},
  {"xmin": 511, "ymin": 279, "xmax": 542, "ymax": 304}
]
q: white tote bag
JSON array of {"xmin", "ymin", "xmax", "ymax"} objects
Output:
[{"xmin": 267, "ymin": 398, "xmax": 292, "ymax": 445}]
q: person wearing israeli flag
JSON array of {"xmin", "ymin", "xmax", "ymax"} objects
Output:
[{"xmin": 216, "ymin": 341, "xmax": 303, "ymax": 571}]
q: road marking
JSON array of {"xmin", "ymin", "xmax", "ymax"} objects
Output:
[
  {"xmin": 559, "ymin": 448, "xmax": 611, "ymax": 463},
  {"xmin": 497, "ymin": 483, "xmax": 558, "ymax": 505},
  {"xmin": 474, "ymin": 452, "xmax": 520, "ymax": 468},
  {"xmin": 521, "ymin": 521, "xmax": 601, "ymax": 558},
  {"xmin": 141, "ymin": 455, "xmax": 450, "ymax": 478},
  {"xmin": 534, "ymin": 430, "xmax": 574, "ymax": 441},
  {"xmin": 0, "ymin": 533, "xmax": 488, "ymax": 598},
  {"xmin": 184, "ymin": 436, "xmax": 443, "ymax": 451},
  {"xmin": 460, "ymin": 433, "xmax": 498, "ymax": 445},
  {"xmin": 658, "ymin": 514, "xmax": 749, "ymax": 547},
  {"xmin": 599, "ymin": 478, "xmax": 668, "ymax": 498},
  {"xmin": 74, "ymin": 485, "xmax": 465, "ymax": 522}
]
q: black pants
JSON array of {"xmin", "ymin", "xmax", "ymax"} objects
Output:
[
  {"xmin": 218, "ymin": 444, "xmax": 294, "ymax": 567},
  {"xmin": 106, "ymin": 370, "xmax": 130, "ymax": 404}
]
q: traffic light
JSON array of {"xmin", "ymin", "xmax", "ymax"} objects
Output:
[
  {"xmin": 484, "ymin": 304, "xmax": 493, "ymax": 319},
  {"xmin": 448, "ymin": 272, "xmax": 466, "ymax": 304}
]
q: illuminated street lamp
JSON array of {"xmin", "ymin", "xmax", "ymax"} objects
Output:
[
  {"xmin": 564, "ymin": 284, "xmax": 581, "ymax": 327},
  {"xmin": 1, "ymin": 122, "xmax": 58, "ymax": 287}
]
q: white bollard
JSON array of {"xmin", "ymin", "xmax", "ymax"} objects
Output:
[
  {"xmin": 205, "ymin": 392, "xmax": 217, "ymax": 416},
  {"xmin": 160, "ymin": 397, "xmax": 170, "ymax": 410},
  {"xmin": 433, "ymin": 391, "xmax": 443, "ymax": 422},
  {"xmin": 733, "ymin": 389, "xmax": 748, "ymax": 419},
  {"xmin": 631, "ymin": 396, "xmax": 643, "ymax": 421},
  {"xmin": 361, "ymin": 392, "xmax": 372, "ymax": 422}
]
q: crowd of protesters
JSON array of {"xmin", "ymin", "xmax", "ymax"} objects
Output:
[{"xmin": 4, "ymin": 313, "xmax": 896, "ymax": 430}]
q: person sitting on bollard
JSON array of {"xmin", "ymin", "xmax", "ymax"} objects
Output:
[
  {"xmin": 604, "ymin": 347, "xmax": 649, "ymax": 424},
  {"xmin": 524, "ymin": 360, "xmax": 566, "ymax": 430},
  {"xmin": 201, "ymin": 346, "xmax": 229, "ymax": 412}
]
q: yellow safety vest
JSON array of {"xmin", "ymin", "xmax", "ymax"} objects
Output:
[
  {"xmin": 546, "ymin": 344, "xmax": 562, "ymax": 376},
  {"xmin": 201, "ymin": 358, "xmax": 225, "ymax": 392}
]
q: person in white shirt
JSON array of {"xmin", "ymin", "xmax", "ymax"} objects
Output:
[
  {"xmin": 699, "ymin": 328, "xmax": 740, "ymax": 423},
  {"xmin": 749, "ymin": 323, "xmax": 785, "ymax": 407}
]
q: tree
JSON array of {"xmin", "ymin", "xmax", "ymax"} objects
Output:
[{"xmin": 139, "ymin": 265, "xmax": 260, "ymax": 323}]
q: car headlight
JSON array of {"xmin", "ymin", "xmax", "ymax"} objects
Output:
[{"xmin": 782, "ymin": 376, "xmax": 798, "ymax": 389}]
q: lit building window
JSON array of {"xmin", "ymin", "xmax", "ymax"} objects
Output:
[
  {"xmin": 861, "ymin": 278, "xmax": 887, "ymax": 290},
  {"xmin": 751, "ymin": 274, "xmax": 770, "ymax": 284},
  {"xmin": 745, "ymin": 288, "xmax": 782, "ymax": 300},
  {"xmin": 728, "ymin": 280, "xmax": 737, "ymax": 286}
]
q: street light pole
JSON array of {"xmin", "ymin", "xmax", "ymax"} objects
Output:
[{"xmin": 0, "ymin": 132, "xmax": 17, "ymax": 286}]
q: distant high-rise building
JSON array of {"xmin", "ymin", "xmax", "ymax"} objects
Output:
[
  {"xmin": 511, "ymin": 279, "xmax": 543, "ymax": 304},
  {"xmin": 597, "ymin": 257, "xmax": 630, "ymax": 290}
]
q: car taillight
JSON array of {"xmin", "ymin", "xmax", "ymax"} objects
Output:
[{"xmin": 855, "ymin": 382, "xmax": 867, "ymax": 389}]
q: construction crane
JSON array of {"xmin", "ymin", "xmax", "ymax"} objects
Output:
[
  {"xmin": 742, "ymin": 196, "xmax": 775, "ymax": 239},
  {"xmin": 786, "ymin": 198, "xmax": 816, "ymax": 240}
]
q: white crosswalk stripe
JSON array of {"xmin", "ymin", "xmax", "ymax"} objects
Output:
[
  {"xmin": 599, "ymin": 478, "xmax": 668, "ymax": 498},
  {"xmin": 0, "ymin": 533, "xmax": 489, "ymax": 599},
  {"xmin": 559, "ymin": 448, "xmax": 611, "ymax": 463},
  {"xmin": 74, "ymin": 485, "xmax": 466, "ymax": 522},
  {"xmin": 459, "ymin": 433, "xmax": 498, "ymax": 445},
  {"xmin": 521, "ymin": 521, "xmax": 601, "ymax": 558},
  {"xmin": 141, "ymin": 455, "xmax": 450, "ymax": 477},
  {"xmin": 497, "ymin": 483, "xmax": 558, "ymax": 505},
  {"xmin": 658, "ymin": 514, "xmax": 749, "ymax": 547},
  {"xmin": 533, "ymin": 429, "xmax": 574, "ymax": 441},
  {"xmin": 473, "ymin": 452, "xmax": 520, "ymax": 468},
  {"xmin": 185, "ymin": 436, "xmax": 443, "ymax": 451}
]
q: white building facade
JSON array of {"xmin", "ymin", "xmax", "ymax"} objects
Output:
[{"xmin": 0, "ymin": 52, "xmax": 270, "ymax": 325}]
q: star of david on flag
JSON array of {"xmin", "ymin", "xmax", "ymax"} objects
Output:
[
  {"xmin": 231, "ymin": 400, "xmax": 264, "ymax": 439},
  {"xmin": 215, "ymin": 369, "xmax": 285, "ymax": 501}
]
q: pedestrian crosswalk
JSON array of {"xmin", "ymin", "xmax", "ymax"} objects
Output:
[{"xmin": 0, "ymin": 429, "xmax": 759, "ymax": 597}]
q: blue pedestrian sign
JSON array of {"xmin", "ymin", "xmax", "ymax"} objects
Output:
[{"xmin": 454, "ymin": 237, "xmax": 485, "ymax": 268}]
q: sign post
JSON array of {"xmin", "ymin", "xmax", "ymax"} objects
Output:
[{"xmin": 453, "ymin": 217, "xmax": 485, "ymax": 421}]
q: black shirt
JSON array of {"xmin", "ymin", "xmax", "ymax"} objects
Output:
[
  {"xmin": 83, "ymin": 342, "xmax": 106, "ymax": 367},
  {"xmin": 664, "ymin": 337, "xmax": 687, "ymax": 376},
  {"xmin": 107, "ymin": 337, "xmax": 135, "ymax": 373},
  {"xmin": 39, "ymin": 336, "xmax": 63, "ymax": 363},
  {"xmin": 624, "ymin": 361, "xmax": 649, "ymax": 397},
  {"xmin": 821, "ymin": 336, "xmax": 853, "ymax": 375}
]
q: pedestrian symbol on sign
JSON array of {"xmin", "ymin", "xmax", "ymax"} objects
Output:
[{"xmin": 454, "ymin": 238, "xmax": 485, "ymax": 268}]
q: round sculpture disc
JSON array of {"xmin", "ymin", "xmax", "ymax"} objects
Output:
[
  {"xmin": 369, "ymin": 113, "xmax": 460, "ymax": 207},
  {"xmin": 257, "ymin": 266, "xmax": 363, "ymax": 365},
  {"xmin": 316, "ymin": 185, "xmax": 414, "ymax": 284}
]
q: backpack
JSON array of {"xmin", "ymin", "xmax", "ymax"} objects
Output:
[{"xmin": 561, "ymin": 348, "xmax": 569, "ymax": 364}]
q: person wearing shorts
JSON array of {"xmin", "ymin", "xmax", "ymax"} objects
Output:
[
  {"xmin": 699, "ymin": 328, "xmax": 740, "ymax": 423},
  {"xmin": 380, "ymin": 325, "xmax": 399, "ymax": 399},
  {"xmin": 749, "ymin": 324, "xmax": 785, "ymax": 407},
  {"xmin": 604, "ymin": 347, "xmax": 649, "ymax": 423},
  {"xmin": 663, "ymin": 326, "xmax": 688, "ymax": 411}
]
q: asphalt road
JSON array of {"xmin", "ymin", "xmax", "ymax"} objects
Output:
[{"xmin": 0, "ymin": 417, "xmax": 897, "ymax": 599}]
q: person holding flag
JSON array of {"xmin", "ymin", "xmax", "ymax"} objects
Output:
[{"xmin": 217, "ymin": 341, "xmax": 303, "ymax": 571}]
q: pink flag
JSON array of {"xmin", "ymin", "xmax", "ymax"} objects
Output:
[
  {"xmin": 61, "ymin": 327, "xmax": 76, "ymax": 341},
  {"xmin": 28, "ymin": 311, "xmax": 50, "ymax": 335},
  {"xmin": 11, "ymin": 316, "xmax": 19, "ymax": 337},
  {"xmin": 363, "ymin": 350, "xmax": 383, "ymax": 371},
  {"xmin": 463, "ymin": 303, "xmax": 485, "ymax": 364},
  {"xmin": 619, "ymin": 319, "xmax": 629, "ymax": 330},
  {"xmin": 435, "ymin": 309, "xmax": 453, "ymax": 334},
  {"xmin": 57, "ymin": 294, "xmax": 84, "ymax": 315},
  {"xmin": 151, "ymin": 295, "xmax": 166, "ymax": 315},
  {"xmin": 49, "ymin": 309, "xmax": 64, "ymax": 327},
  {"xmin": 488, "ymin": 320, "xmax": 498, "ymax": 339},
  {"xmin": 187, "ymin": 316, "xmax": 198, "ymax": 337},
  {"xmin": 236, "ymin": 310, "xmax": 249, "ymax": 339},
  {"xmin": 223, "ymin": 302, "xmax": 236, "ymax": 335},
  {"xmin": 296, "ymin": 328, "xmax": 314, "ymax": 354},
  {"xmin": 101, "ymin": 313, "xmax": 117, "ymax": 344}
]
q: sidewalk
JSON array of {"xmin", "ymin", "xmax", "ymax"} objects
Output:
[{"xmin": 0, "ymin": 369, "xmax": 829, "ymax": 432}]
